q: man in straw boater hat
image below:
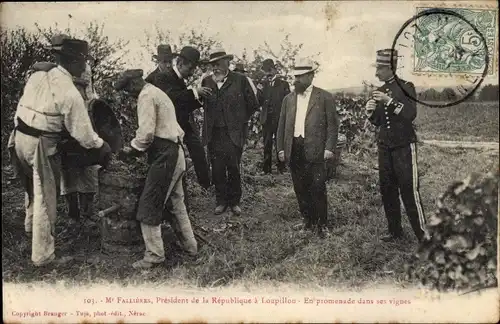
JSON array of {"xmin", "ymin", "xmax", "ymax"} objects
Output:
[
  {"xmin": 259, "ymin": 58, "xmax": 290, "ymax": 175},
  {"xmin": 8, "ymin": 37, "xmax": 112, "ymax": 267},
  {"xmin": 36, "ymin": 34, "xmax": 102, "ymax": 229},
  {"xmin": 114, "ymin": 69, "xmax": 198, "ymax": 269},
  {"xmin": 201, "ymin": 47, "xmax": 259, "ymax": 216},
  {"xmin": 276, "ymin": 58, "xmax": 339, "ymax": 239},
  {"xmin": 146, "ymin": 45, "xmax": 212, "ymax": 190},
  {"xmin": 365, "ymin": 48, "xmax": 427, "ymax": 243}
]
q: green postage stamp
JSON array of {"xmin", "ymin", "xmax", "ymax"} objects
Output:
[{"xmin": 412, "ymin": 5, "xmax": 498, "ymax": 76}]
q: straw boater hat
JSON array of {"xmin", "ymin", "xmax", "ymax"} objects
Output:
[
  {"xmin": 152, "ymin": 44, "xmax": 174, "ymax": 63},
  {"xmin": 113, "ymin": 69, "xmax": 144, "ymax": 91},
  {"xmin": 260, "ymin": 58, "xmax": 276, "ymax": 73},
  {"xmin": 206, "ymin": 47, "xmax": 234, "ymax": 63},
  {"xmin": 371, "ymin": 48, "xmax": 398, "ymax": 67},
  {"xmin": 291, "ymin": 58, "xmax": 319, "ymax": 76},
  {"xmin": 233, "ymin": 62, "xmax": 247, "ymax": 73},
  {"xmin": 174, "ymin": 46, "xmax": 201, "ymax": 65}
]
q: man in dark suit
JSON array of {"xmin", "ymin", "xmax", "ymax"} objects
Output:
[
  {"xmin": 147, "ymin": 44, "xmax": 174, "ymax": 78},
  {"xmin": 145, "ymin": 45, "xmax": 212, "ymax": 189},
  {"xmin": 260, "ymin": 59, "xmax": 290, "ymax": 174},
  {"xmin": 201, "ymin": 48, "xmax": 260, "ymax": 216},
  {"xmin": 366, "ymin": 48, "xmax": 427, "ymax": 243},
  {"xmin": 277, "ymin": 59, "xmax": 339, "ymax": 238}
]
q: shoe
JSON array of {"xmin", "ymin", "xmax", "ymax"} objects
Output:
[
  {"xmin": 34, "ymin": 255, "xmax": 74, "ymax": 268},
  {"xmin": 214, "ymin": 205, "xmax": 227, "ymax": 215},
  {"xmin": 317, "ymin": 227, "xmax": 331, "ymax": 239},
  {"xmin": 230, "ymin": 205, "xmax": 242, "ymax": 216},
  {"xmin": 380, "ymin": 233, "xmax": 403, "ymax": 242},
  {"xmin": 132, "ymin": 259, "xmax": 163, "ymax": 269}
]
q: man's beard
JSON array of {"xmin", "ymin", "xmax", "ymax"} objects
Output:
[
  {"xmin": 212, "ymin": 70, "xmax": 228, "ymax": 82},
  {"xmin": 294, "ymin": 81, "xmax": 309, "ymax": 94}
]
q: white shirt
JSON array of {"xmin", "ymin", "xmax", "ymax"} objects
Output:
[
  {"xmin": 15, "ymin": 65, "xmax": 103, "ymax": 149},
  {"xmin": 270, "ymin": 75, "xmax": 278, "ymax": 87},
  {"xmin": 246, "ymin": 76, "xmax": 258, "ymax": 98},
  {"xmin": 172, "ymin": 58, "xmax": 199, "ymax": 100},
  {"xmin": 294, "ymin": 85, "xmax": 313, "ymax": 137},
  {"xmin": 215, "ymin": 71, "xmax": 229, "ymax": 89},
  {"xmin": 131, "ymin": 83, "xmax": 185, "ymax": 151}
]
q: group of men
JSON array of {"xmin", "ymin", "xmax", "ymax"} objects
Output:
[{"xmin": 9, "ymin": 34, "xmax": 427, "ymax": 269}]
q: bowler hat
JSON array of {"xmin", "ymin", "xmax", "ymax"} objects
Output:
[
  {"xmin": 113, "ymin": 69, "xmax": 144, "ymax": 91},
  {"xmin": 260, "ymin": 58, "xmax": 276, "ymax": 73},
  {"xmin": 291, "ymin": 58, "xmax": 319, "ymax": 76},
  {"xmin": 233, "ymin": 63, "xmax": 247, "ymax": 73},
  {"xmin": 55, "ymin": 38, "xmax": 93, "ymax": 61},
  {"xmin": 371, "ymin": 49, "xmax": 398, "ymax": 67},
  {"xmin": 206, "ymin": 47, "xmax": 234, "ymax": 63},
  {"xmin": 175, "ymin": 46, "xmax": 201, "ymax": 65},
  {"xmin": 45, "ymin": 33, "xmax": 71, "ymax": 51},
  {"xmin": 153, "ymin": 44, "xmax": 173, "ymax": 63}
]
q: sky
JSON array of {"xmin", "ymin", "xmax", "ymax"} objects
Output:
[{"xmin": 1, "ymin": 1, "xmax": 498, "ymax": 90}]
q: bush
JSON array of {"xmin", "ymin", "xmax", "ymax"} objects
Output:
[
  {"xmin": 406, "ymin": 170, "xmax": 498, "ymax": 292},
  {"xmin": 1, "ymin": 23, "xmax": 129, "ymax": 161}
]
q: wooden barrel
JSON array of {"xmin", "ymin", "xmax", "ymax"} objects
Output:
[{"xmin": 98, "ymin": 166, "xmax": 146, "ymax": 254}]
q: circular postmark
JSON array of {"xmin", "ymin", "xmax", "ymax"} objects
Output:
[{"xmin": 391, "ymin": 8, "xmax": 491, "ymax": 108}]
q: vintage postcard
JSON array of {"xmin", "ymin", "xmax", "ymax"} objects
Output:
[{"xmin": 1, "ymin": 1, "xmax": 498, "ymax": 323}]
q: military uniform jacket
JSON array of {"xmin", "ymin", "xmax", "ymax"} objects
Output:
[{"xmin": 369, "ymin": 77, "xmax": 418, "ymax": 148}]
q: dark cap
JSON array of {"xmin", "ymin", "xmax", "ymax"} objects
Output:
[{"xmin": 113, "ymin": 69, "xmax": 144, "ymax": 91}]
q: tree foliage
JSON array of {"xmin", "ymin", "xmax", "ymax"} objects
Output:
[
  {"xmin": 406, "ymin": 171, "xmax": 498, "ymax": 292},
  {"xmin": 0, "ymin": 23, "xmax": 130, "ymax": 159}
]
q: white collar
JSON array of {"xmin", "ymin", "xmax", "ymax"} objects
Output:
[{"xmin": 172, "ymin": 63, "xmax": 183, "ymax": 80}]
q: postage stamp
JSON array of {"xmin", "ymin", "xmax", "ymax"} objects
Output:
[{"xmin": 412, "ymin": 5, "xmax": 498, "ymax": 76}]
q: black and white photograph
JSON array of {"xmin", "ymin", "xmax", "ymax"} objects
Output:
[{"xmin": 1, "ymin": 1, "xmax": 498, "ymax": 323}]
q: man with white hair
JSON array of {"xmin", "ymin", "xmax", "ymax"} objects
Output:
[
  {"xmin": 277, "ymin": 58, "xmax": 339, "ymax": 238},
  {"xmin": 201, "ymin": 48, "xmax": 260, "ymax": 216}
]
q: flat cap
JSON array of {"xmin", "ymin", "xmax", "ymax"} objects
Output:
[{"xmin": 113, "ymin": 69, "xmax": 144, "ymax": 91}]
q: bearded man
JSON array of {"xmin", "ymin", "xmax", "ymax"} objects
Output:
[
  {"xmin": 276, "ymin": 59, "xmax": 339, "ymax": 238},
  {"xmin": 201, "ymin": 48, "xmax": 259, "ymax": 216}
]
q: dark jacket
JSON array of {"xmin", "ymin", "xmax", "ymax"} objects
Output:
[
  {"xmin": 260, "ymin": 78, "xmax": 290, "ymax": 125},
  {"xmin": 201, "ymin": 71, "xmax": 259, "ymax": 148},
  {"xmin": 277, "ymin": 86, "xmax": 340, "ymax": 163},
  {"xmin": 368, "ymin": 77, "xmax": 417, "ymax": 148},
  {"xmin": 145, "ymin": 67, "xmax": 201, "ymax": 132}
]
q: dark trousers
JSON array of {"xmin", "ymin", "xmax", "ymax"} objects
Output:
[
  {"xmin": 262, "ymin": 114, "xmax": 285, "ymax": 173},
  {"xmin": 378, "ymin": 142, "xmax": 426, "ymax": 240},
  {"xmin": 289, "ymin": 136, "xmax": 328, "ymax": 229},
  {"xmin": 183, "ymin": 127, "xmax": 211, "ymax": 189},
  {"xmin": 208, "ymin": 127, "xmax": 243, "ymax": 207}
]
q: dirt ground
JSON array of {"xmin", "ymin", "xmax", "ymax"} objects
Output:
[{"xmin": 2, "ymin": 141, "xmax": 497, "ymax": 288}]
